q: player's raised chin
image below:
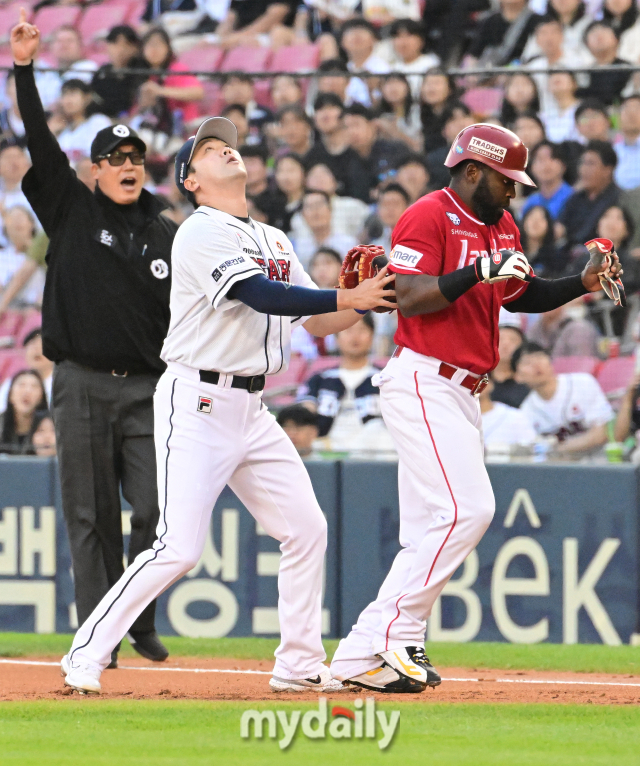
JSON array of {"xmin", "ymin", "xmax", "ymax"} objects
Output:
[{"xmin": 186, "ymin": 137, "xmax": 247, "ymax": 196}]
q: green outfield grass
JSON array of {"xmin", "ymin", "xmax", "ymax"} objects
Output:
[
  {"xmin": 1, "ymin": 700, "xmax": 638, "ymax": 766},
  {"xmin": 2, "ymin": 632, "xmax": 640, "ymax": 675}
]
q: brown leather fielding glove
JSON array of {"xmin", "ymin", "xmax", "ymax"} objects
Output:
[{"xmin": 338, "ymin": 244, "xmax": 396, "ymax": 313}]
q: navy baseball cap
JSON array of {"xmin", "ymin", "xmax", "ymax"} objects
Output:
[
  {"xmin": 90, "ymin": 123, "xmax": 146, "ymax": 163},
  {"xmin": 174, "ymin": 116, "xmax": 238, "ymax": 202}
]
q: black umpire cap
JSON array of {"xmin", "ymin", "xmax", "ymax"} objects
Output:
[
  {"xmin": 90, "ymin": 124, "xmax": 146, "ymax": 163},
  {"xmin": 174, "ymin": 116, "xmax": 238, "ymax": 202}
]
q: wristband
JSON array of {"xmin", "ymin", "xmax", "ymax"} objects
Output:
[
  {"xmin": 438, "ymin": 265, "xmax": 478, "ymax": 304},
  {"xmin": 355, "ymin": 309, "xmax": 369, "ymax": 315}
]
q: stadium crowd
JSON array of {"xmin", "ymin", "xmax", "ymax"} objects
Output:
[{"xmin": 2, "ymin": 0, "xmax": 640, "ymax": 459}]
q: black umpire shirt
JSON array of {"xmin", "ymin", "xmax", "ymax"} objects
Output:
[{"xmin": 14, "ymin": 62, "xmax": 178, "ymax": 375}]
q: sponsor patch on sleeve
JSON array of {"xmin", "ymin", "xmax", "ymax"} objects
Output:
[{"xmin": 389, "ymin": 245, "xmax": 424, "ymax": 270}]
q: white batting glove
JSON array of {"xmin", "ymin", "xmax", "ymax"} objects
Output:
[{"xmin": 475, "ymin": 249, "xmax": 532, "ymax": 284}]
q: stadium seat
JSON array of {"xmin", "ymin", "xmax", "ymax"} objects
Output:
[
  {"xmin": 263, "ymin": 356, "xmax": 308, "ymax": 392},
  {"xmin": 33, "ymin": 6, "xmax": 82, "ymax": 40},
  {"xmin": 0, "ymin": 310, "xmax": 24, "ymax": 345},
  {"xmin": 15, "ymin": 310, "xmax": 42, "ymax": 347},
  {"xmin": 79, "ymin": 4, "xmax": 131, "ymax": 43},
  {"xmin": 461, "ymin": 87, "xmax": 503, "ymax": 118},
  {"xmin": 177, "ymin": 45, "xmax": 225, "ymax": 73},
  {"xmin": 0, "ymin": 7, "xmax": 20, "ymax": 43},
  {"xmin": 1, "ymin": 350, "xmax": 28, "ymax": 383},
  {"xmin": 221, "ymin": 46, "xmax": 272, "ymax": 73},
  {"xmin": 269, "ymin": 44, "xmax": 320, "ymax": 73},
  {"xmin": 596, "ymin": 356, "xmax": 636, "ymax": 396},
  {"xmin": 254, "ymin": 79, "xmax": 272, "ymax": 109},
  {"xmin": 200, "ymin": 80, "xmax": 223, "ymax": 115},
  {"xmin": 552, "ymin": 356, "xmax": 600, "ymax": 376}
]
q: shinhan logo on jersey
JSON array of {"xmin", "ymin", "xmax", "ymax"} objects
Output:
[
  {"xmin": 446, "ymin": 212, "xmax": 461, "ymax": 226},
  {"xmin": 390, "ymin": 245, "xmax": 423, "ymax": 268},
  {"xmin": 197, "ymin": 396, "xmax": 212, "ymax": 414},
  {"xmin": 468, "ymin": 136, "xmax": 507, "ymax": 164}
]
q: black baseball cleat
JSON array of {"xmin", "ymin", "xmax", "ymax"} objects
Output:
[
  {"xmin": 127, "ymin": 630, "xmax": 169, "ymax": 662},
  {"xmin": 346, "ymin": 664, "xmax": 425, "ymax": 693},
  {"xmin": 106, "ymin": 647, "xmax": 119, "ymax": 669},
  {"xmin": 378, "ymin": 646, "xmax": 441, "ymax": 688}
]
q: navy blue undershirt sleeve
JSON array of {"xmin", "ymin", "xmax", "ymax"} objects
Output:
[{"xmin": 227, "ymin": 273, "xmax": 338, "ymax": 316}]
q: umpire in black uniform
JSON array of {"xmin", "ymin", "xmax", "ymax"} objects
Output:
[{"xmin": 11, "ymin": 13, "xmax": 178, "ymax": 665}]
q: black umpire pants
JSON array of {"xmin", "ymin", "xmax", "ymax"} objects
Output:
[{"xmin": 52, "ymin": 360, "xmax": 161, "ymax": 634}]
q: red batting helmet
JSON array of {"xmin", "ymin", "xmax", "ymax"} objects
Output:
[{"xmin": 444, "ymin": 123, "xmax": 536, "ymax": 187}]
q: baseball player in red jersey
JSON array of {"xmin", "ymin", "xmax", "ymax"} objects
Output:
[{"xmin": 330, "ymin": 124, "xmax": 623, "ymax": 693}]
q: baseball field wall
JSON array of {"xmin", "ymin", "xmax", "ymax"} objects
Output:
[{"xmin": 0, "ymin": 457, "xmax": 637, "ymax": 645}]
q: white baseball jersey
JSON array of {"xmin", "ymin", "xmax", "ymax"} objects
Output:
[
  {"xmin": 520, "ymin": 372, "xmax": 614, "ymax": 441},
  {"xmin": 161, "ymin": 206, "xmax": 316, "ymax": 376}
]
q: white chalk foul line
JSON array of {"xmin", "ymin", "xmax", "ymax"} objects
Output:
[{"xmin": 2, "ymin": 660, "xmax": 640, "ymax": 689}]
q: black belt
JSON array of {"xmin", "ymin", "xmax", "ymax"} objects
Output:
[{"xmin": 199, "ymin": 370, "xmax": 265, "ymax": 393}]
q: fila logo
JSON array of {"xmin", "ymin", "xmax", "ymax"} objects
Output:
[
  {"xmin": 197, "ymin": 396, "xmax": 212, "ymax": 414},
  {"xmin": 492, "ymin": 252, "xmax": 502, "ymax": 264},
  {"xmin": 468, "ymin": 136, "xmax": 506, "ymax": 164}
]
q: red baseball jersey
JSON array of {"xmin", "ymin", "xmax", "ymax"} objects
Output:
[{"xmin": 388, "ymin": 187, "xmax": 530, "ymax": 375}]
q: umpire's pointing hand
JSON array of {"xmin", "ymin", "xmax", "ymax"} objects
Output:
[{"xmin": 11, "ymin": 7, "xmax": 40, "ymax": 66}]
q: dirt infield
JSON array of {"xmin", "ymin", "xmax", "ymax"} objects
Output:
[{"xmin": 1, "ymin": 656, "xmax": 639, "ymax": 705}]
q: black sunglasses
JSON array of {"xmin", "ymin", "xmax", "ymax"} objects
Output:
[{"xmin": 98, "ymin": 150, "xmax": 146, "ymax": 166}]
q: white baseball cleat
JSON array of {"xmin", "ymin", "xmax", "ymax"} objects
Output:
[
  {"xmin": 346, "ymin": 664, "xmax": 425, "ymax": 693},
  {"xmin": 269, "ymin": 667, "xmax": 347, "ymax": 693},
  {"xmin": 377, "ymin": 646, "xmax": 441, "ymax": 688},
  {"xmin": 62, "ymin": 655, "xmax": 102, "ymax": 695}
]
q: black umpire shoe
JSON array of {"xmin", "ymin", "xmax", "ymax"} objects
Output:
[{"xmin": 128, "ymin": 630, "xmax": 169, "ymax": 662}]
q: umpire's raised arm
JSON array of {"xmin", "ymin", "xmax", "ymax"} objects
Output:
[{"xmin": 10, "ymin": 9, "xmax": 178, "ymax": 666}]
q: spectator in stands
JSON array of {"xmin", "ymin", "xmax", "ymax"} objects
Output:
[
  {"xmin": 0, "ymin": 327, "xmax": 53, "ymax": 412},
  {"xmin": 363, "ymin": 0, "xmax": 421, "ymax": 27},
  {"xmin": 0, "ymin": 144, "xmax": 31, "ymax": 215},
  {"xmin": 376, "ymin": 74, "xmax": 422, "ymax": 152},
  {"xmin": 612, "ymin": 371, "xmax": 640, "ymax": 447},
  {"xmin": 520, "ymin": 204, "xmax": 567, "ymax": 278},
  {"xmin": 492, "ymin": 315, "xmax": 530, "ymax": 407},
  {"xmin": 522, "ymin": 141, "xmax": 574, "ymax": 220},
  {"xmin": 389, "ymin": 20, "xmax": 440, "ymax": 98},
  {"xmin": 32, "ymin": 411, "xmax": 56, "ymax": 457},
  {"xmin": 0, "ymin": 206, "xmax": 42, "ymax": 309},
  {"xmin": 540, "ymin": 70, "xmax": 581, "ymax": 143},
  {"xmin": 419, "ymin": 68, "xmax": 458, "ymax": 153},
  {"xmin": 362, "ymin": 182, "xmax": 410, "ymax": 254},
  {"xmin": 292, "ymin": 190, "xmax": 356, "ymax": 266},
  {"xmin": 215, "ymin": 0, "xmax": 297, "ymax": 49},
  {"xmin": 271, "ymin": 75, "xmax": 303, "ymax": 111},
  {"xmin": 516, "ymin": 342, "xmax": 613, "ymax": 455},
  {"xmin": 141, "ymin": 0, "xmax": 199, "ymax": 25},
  {"xmin": 610, "ymin": 0, "xmax": 640, "ymax": 63},
  {"xmin": 273, "ymin": 153, "xmax": 306, "ymax": 232},
  {"xmin": 500, "ymin": 73, "xmax": 541, "ymax": 127},
  {"xmin": 340, "ymin": 19, "xmax": 390, "ymax": 74},
  {"xmin": 35, "ymin": 26, "xmax": 98, "ymax": 110},
  {"xmin": 305, "ymin": 93, "xmax": 369, "ymax": 202},
  {"xmin": 343, "ymin": 103, "xmax": 410, "ymax": 201},
  {"xmin": 316, "ymin": 58, "xmax": 370, "ymax": 108},
  {"xmin": 614, "ymin": 96, "xmax": 640, "ymax": 190},
  {"xmin": 298, "ymin": 162, "xmax": 369, "ymax": 238},
  {"xmin": 54, "ymin": 80, "xmax": 112, "ymax": 162},
  {"xmin": 277, "ymin": 105, "xmax": 314, "ymax": 157},
  {"xmin": 426, "ymin": 101, "xmax": 474, "ymax": 188},
  {"xmin": 594, "ymin": 203, "xmax": 640, "ymax": 299},
  {"xmin": 574, "ymin": 99, "xmax": 611, "ymax": 144},
  {"xmin": 0, "ymin": 368, "xmax": 47, "ymax": 453},
  {"xmin": 522, "ymin": 0, "xmax": 592, "ymax": 63},
  {"xmin": 309, "ymin": 246, "xmax": 342, "ymax": 288},
  {"xmin": 139, "ymin": 28, "xmax": 203, "ymax": 129},
  {"xmin": 480, "ymin": 376, "xmax": 537, "ymax": 447},
  {"xmin": 395, "ymin": 153, "xmax": 430, "ymax": 202},
  {"xmin": 422, "ymin": 0, "xmax": 491, "ymax": 65},
  {"xmin": 559, "ymin": 140, "xmax": 620, "ymax": 246},
  {"xmin": 297, "ymin": 313, "xmax": 385, "ymax": 451},
  {"xmin": 92, "ymin": 26, "xmax": 147, "ymax": 119},
  {"xmin": 277, "ymin": 404, "xmax": 320, "ymax": 458},
  {"xmin": 0, "ymin": 72, "xmax": 26, "ymax": 151},
  {"xmin": 512, "ymin": 113, "xmax": 546, "ymax": 151},
  {"xmin": 466, "ymin": 0, "xmax": 542, "ymax": 67},
  {"xmin": 221, "ymin": 74, "xmax": 274, "ymax": 136},
  {"xmin": 221, "ymin": 104, "xmax": 251, "ymax": 147},
  {"xmin": 241, "ymin": 145, "xmax": 285, "ymax": 226},
  {"xmin": 579, "ymin": 21, "xmax": 631, "ymax": 106},
  {"xmin": 527, "ymin": 300, "xmax": 599, "ymax": 356}
]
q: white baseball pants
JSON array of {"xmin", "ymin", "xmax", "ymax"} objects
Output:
[
  {"xmin": 331, "ymin": 348, "xmax": 495, "ymax": 680},
  {"xmin": 69, "ymin": 362, "xmax": 328, "ymax": 680}
]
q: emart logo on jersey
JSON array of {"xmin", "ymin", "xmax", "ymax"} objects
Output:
[
  {"xmin": 240, "ymin": 698, "xmax": 399, "ymax": 751},
  {"xmin": 390, "ymin": 245, "xmax": 423, "ymax": 269}
]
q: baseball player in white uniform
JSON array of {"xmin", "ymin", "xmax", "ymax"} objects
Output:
[{"xmin": 61, "ymin": 117, "xmax": 394, "ymax": 694}]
